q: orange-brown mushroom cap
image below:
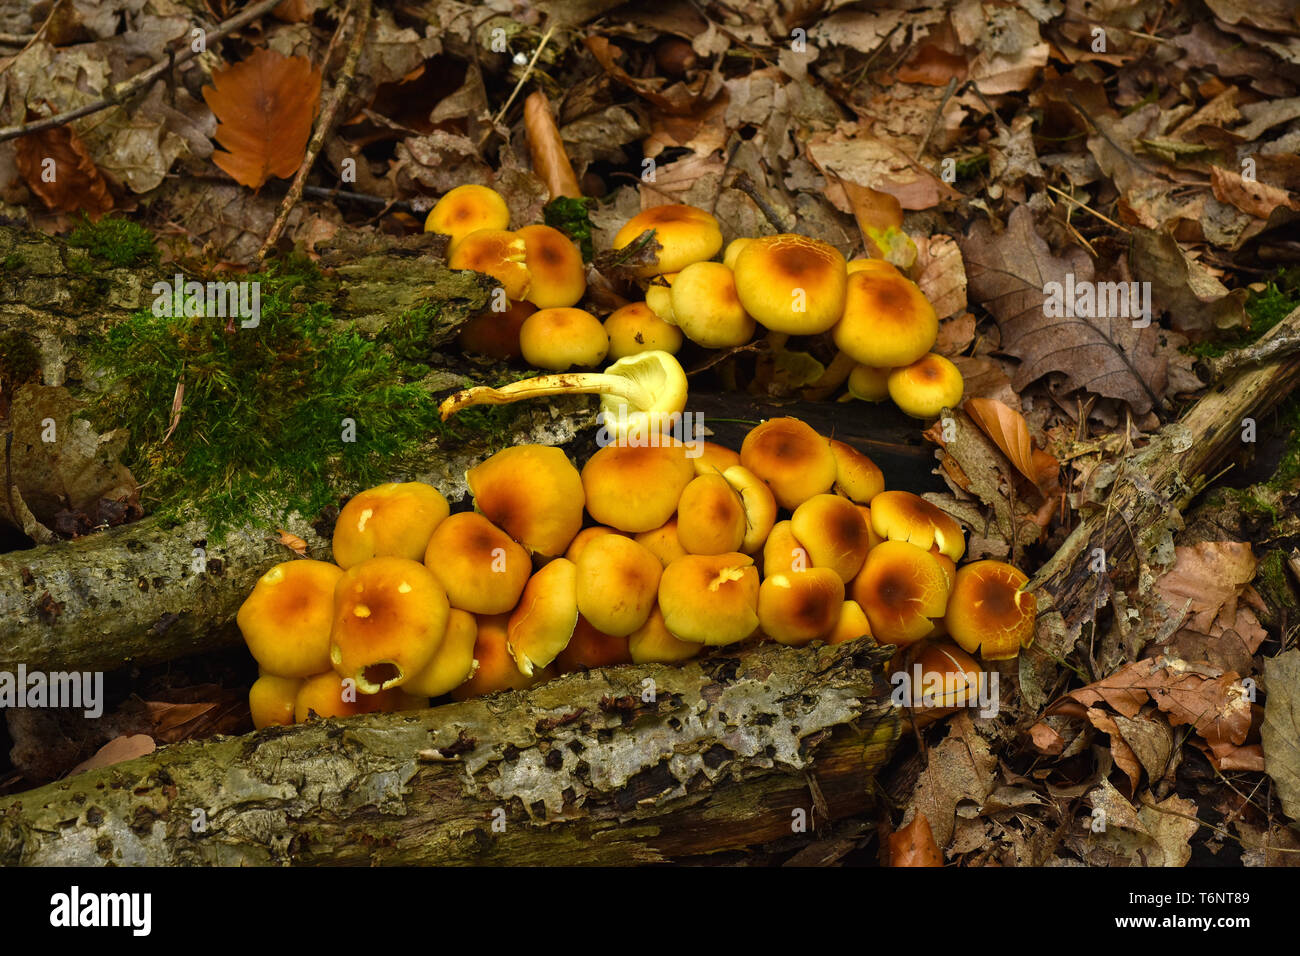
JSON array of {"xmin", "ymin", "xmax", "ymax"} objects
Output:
[
  {"xmin": 249, "ymin": 673, "xmax": 303, "ymax": 729},
  {"xmin": 518, "ymin": 223, "xmax": 586, "ymax": 309},
  {"xmin": 850, "ymin": 540, "xmax": 950, "ymax": 646},
  {"xmin": 790, "ymin": 493, "xmax": 872, "ymax": 582},
  {"xmin": 676, "ymin": 472, "xmax": 746, "ymax": 555},
  {"xmin": 740, "ymin": 417, "xmax": 837, "ymax": 511},
  {"xmin": 945, "ymin": 560, "xmax": 1036, "ymax": 660},
  {"xmin": 628, "ymin": 604, "xmax": 702, "ymax": 664},
  {"xmin": 451, "ymin": 613, "xmax": 550, "ymax": 700},
  {"xmin": 732, "ymin": 234, "xmax": 847, "ymax": 335},
  {"xmin": 423, "ymin": 511, "xmax": 530, "ymax": 615},
  {"xmin": 294, "ymin": 671, "xmax": 400, "ymax": 722},
  {"xmin": 332, "ymin": 482, "xmax": 450, "ymax": 570},
  {"xmin": 468, "ymin": 445, "xmax": 585, "ymax": 557},
  {"xmin": 762, "ymin": 519, "xmax": 810, "ymax": 576},
  {"xmin": 669, "ymin": 261, "xmax": 756, "ymax": 347},
  {"xmin": 829, "ymin": 440, "xmax": 885, "ymax": 504},
  {"xmin": 575, "ymin": 534, "xmax": 662, "ymax": 636},
  {"xmin": 519, "ymin": 307, "xmax": 609, "ymax": 371},
  {"xmin": 403, "ymin": 607, "xmax": 479, "ymax": 697},
  {"xmin": 448, "ymin": 228, "xmax": 531, "ymax": 301},
  {"xmin": 832, "ymin": 269, "xmax": 938, "ymax": 368},
  {"xmin": 634, "ymin": 519, "xmax": 689, "ymax": 567},
  {"xmin": 887, "ymin": 352, "xmax": 964, "ymax": 419},
  {"xmin": 457, "ymin": 299, "xmax": 536, "ymax": 360},
  {"xmin": 658, "ymin": 553, "xmax": 759, "ymax": 645},
  {"xmin": 330, "ymin": 557, "xmax": 450, "ymax": 693},
  {"xmin": 870, "ymin": 490, "xmax": 966, "ymax": 561},
  {"xmin": 692, "ymin": 441, "xmax": 742, "ymax": 477},
  {"xmin": 507, "ymin": 558, "xmax": 579, "ymax": 675},
  {"xmin": 758, "ymin": 568, "xmax": 844, "ymax": 646},
  {"xmin": 564, "ymin": 525, "xmax": 627, "ymax": 563},
  {"xmin": 896, "ymin": 641, "xmax": 982, "ymax": 708},
  {"xmin": 555, "ymin": 615, "xmax": 633, "ymax": 673},
  {"xmin": 723, "ymin": 465, "xmax": 778, "ymax": 554},
  {"xmin": 605, "ymin": 302, "xmax": 684, "ymax": 359},
  {"xmin": 581, "ymin": 441, "xmax": 694, "ymax": 532},
  {"xmin": 827, "ymin": 599, "xmax": 873, "ymax": 645},
  {"xmin": 847, "ymin": 363, "xmax": 891, "ymax": 403},
  {"xmin": 238, "ymin": 560, "xmax": 344, "ymax": 678},
  {"xmin": 613, "ymin": 204, "xmax": 723, "ymax": 278},
  {"xmin": 425, "ymin": 184, "xmax": 510, "ymax": 245}
]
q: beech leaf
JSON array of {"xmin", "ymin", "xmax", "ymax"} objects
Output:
[{"xmin": 14, "ymin": 119, "xmax": 114, "ymax": 216}]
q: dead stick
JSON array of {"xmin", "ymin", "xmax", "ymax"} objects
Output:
[
  {"xmin": 913, "ymin": 76, "xmax": 957, "ymax": 162},
  {"xmin": 0, "ymin": 0, "xmax": 284, "ymax": 143},
  {"xmin": 257, "ymin": 0, "xmax": 371, "ymax": 261}
]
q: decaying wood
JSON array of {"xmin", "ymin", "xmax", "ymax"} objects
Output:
[{"xmin": 0, "ymin": 641, "xmax": 900, "ymax": 866}]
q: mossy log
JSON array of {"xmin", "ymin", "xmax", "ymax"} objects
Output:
[{"xmin": 0, "ymin": 641, "xmax": 900, "ymax": 866}]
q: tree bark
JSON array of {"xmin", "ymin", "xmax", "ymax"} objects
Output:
[{"xmin": 0, "ymin": 641, "xmax": 900, "ymax": 866}]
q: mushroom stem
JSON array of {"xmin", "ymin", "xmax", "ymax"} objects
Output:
[{"xmin": 440, "ymin": 372, "xmax": 653, "ymax": 421}]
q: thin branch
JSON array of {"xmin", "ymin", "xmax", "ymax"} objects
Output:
[
  {"xmin": 0, "ymin": 0, "xmax": 284, "ymax": 144},
  {"xmin": 730, "ymin": 170, "xmax": 791, "ymax": 233},
  {"xmin": 257, "ymin": 0, "xmax": 372, "ymax": 261},
  {"xmin": 914, "ymin": 76, "xmax": 957, "ymax": 163}
]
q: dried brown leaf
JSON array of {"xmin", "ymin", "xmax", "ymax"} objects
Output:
[
  {"xmin": 14, "ymin": 119, "xmax": 114, "ymax": 216},
  {"xmin": 889, "ymin": 812, "xmax": 944, "ymax": 866}
]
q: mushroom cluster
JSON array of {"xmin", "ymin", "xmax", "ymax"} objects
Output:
[
  {"xmin": 437, "ymin": 186, "xmax": 963, "ymax": 421},
  {"xmin": 238, "ymin": 422, "xmax": 1035, "ymax": 727}
]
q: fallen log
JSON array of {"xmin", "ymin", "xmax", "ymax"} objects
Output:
[{"xmin": 0, "ymin": 641, "xmax": 900, "ymax": 866}]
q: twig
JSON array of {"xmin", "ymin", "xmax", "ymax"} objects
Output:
[
  {"xmin": 730, "ymin": 171, "xmax": 790, "ymax": 233},
  {"xmin": 257, "ymin": 0, "xmax": 371, "ymax": 261},
  {"xmin": 958, "ymin": 79, "xmax": 1009, "ymax": 134},
  {"xmin": 1046, "ymin": 184, "xmax": 1129, "ymax": 233},
  {"xmin": 479, "ymin": 25, "xmax": 554, "ymax": 150},
  {"xmin": 914, "ymin": 76, "xmax": 957, "ymax": 163},
  {"xmin": 1206, "ymin": 306, "xmax": 1300, "ymax": 379},
  {"xmin": 0, "ymin": 0, "xmax": 284, "ymax": 143}
]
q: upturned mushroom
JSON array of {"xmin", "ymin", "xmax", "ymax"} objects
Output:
[{"xmin": 440, "ymin": 350, "xmax": 688, "ymax": 445}]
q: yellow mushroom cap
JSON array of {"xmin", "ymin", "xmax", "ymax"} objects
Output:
[
  {"xmin": 722, "ymin": 465, "xmax": 778, "ymax": 554},
  {"xmin": 425, "ymin": 184, "xmax": 510, "ymax": 245},
  {"xmin": 739, "ymin": 417, "xmax": 837, "ymax": 511},
  {"xmin": 555, "ymin": 616, "xmax": 633, "ymax": 673},
  {"xmin": 294, "ymin": 671, "xmax": 398, "ymax": 722},
  {"xmin": 850, "ymin": 540, "xmax": 950, "ymax": 646},
  {"xmin": 451, "ymin": 613, "xmax": 549, "ymax": 700},
  {"xmin": 628, "ymin": 604, "xmax": 703, "ymax": 664},
  {"xmin": 847, "ymin": 363, "xmax": 892, "ymax": 402},
  {"xmin": 846, "ymin": 258, "xmax": 902, "ymax": 278},
  {"xmin": 888, "ymin": 353, "xmax": 964, "ymax": 419},
  {"xmin": 519, "ymin": 307, "xmax": 609, "ymax": 371},
  {"xmin": 902, "ymin": 641, "xmax": 983, "ymax": 708},
  {"xmin": 448, "ymin": 228, "xmax": 531, "ymax": 300},
  {"xmin": 832, "ymin": 270, "xmax": 938, "ymax": 368},
  {"xmin": 402, "ymin": 608, "xmax": 479, "ymax": 697},
  {"xmin": 564, "ymin": 525, "xmax": 628, "ymax": 563},
  {"xmin": 423, "ymin": 511, "xmax": 530, "ymax": 614},
  {"xmin": 249, "ymin": 673, "xmax": 303, "ymax": 729},
  {"xmin": 575, "ymin": 534, "xmax": 662, "ymax": 636},
  {"xmin": 329, "ymin": 556, "xmax": 450, "ymax": 693},
  {"xmin": 658, "ymin": 552, "xmax": 759, "ymax": 645},
  {"xmin": 758, "ymin": 568, "xmax": 845, "ymax": 646},
  {"xmin": 507, "ymin": 558, "xmax": 579, "ymax": 676},
  {"xmin": 238, "ymin": 560, "xmax": 344, "ymax": 678},
  {"xmin": 827, "ymin": 599, "xmax": 873, "ymax": 645},
  {"xmin": 790, "ymin": 493, "xmax": 872, "ymax": 582},
  {"xmin": 634, "ymin": 518, "xmax": 689, "ymax": 568},
  {"xmin": 644, "ymin": 273, "xmax": 678, "ymax": 323},
  {"xmin": 669, "ymin": 261, "xmax": 756, "ymax": 347},
  {"xmin": 517, "ymin": 224, "xmax": 586, "ymax": 309},
  {"xmin": 457, "ymin": 299, "xmax": 536, "ymax": 360},
  {"xmin": 722, "ymin": 236, "xmax": 754, "ymax": 270},
  {"xmin": 332, "ymin": 482, "xmax": 450, "ymax": 570},
  {"xmin": 869, "ymin": 490, "xmax": 966, "ymax": 561},
  {"xmin": 762, "ymin": 519, "xmax": 809, "ymax": 577},
  {"xmin": 468, "ymin": 445, "xmax": 585, "ymax": 558},
  {"xmin": 605, "ymin": 302, "xmax": 683, "ymax": 359},
  {"xmin": 676, "ymin": 472, "xmax": 747, "ymax": 555},
  {"xmin": 613, "ymin": 204, "xmax": 724, "ymax": 278},
  {"xmin": 829, "ymin": 440, "xmax": 885, "ymax": 504},
  {"xmin": 692, "ymin": 441, "xmax": 742, "ymax": 477},
  {"xmin": 733, "ymin": 234, "xmax": 847, "ymax": 335},
  {"xmin": 945, "ymin": 560, "xmax": 1036, "ymax": 661},
  {"xmin": 581, "ymin": 441, "xmax": 695, "ymax": 532}
]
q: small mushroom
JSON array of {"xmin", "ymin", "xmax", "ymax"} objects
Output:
[
  {"xmin": 628, "ymin": 604, "xmax": 701, "ymax": 664},
  {"xmin": 887, "ymin": 353, "xmax": 964, "ymax": 419},
  {"xmin": 790, "ymin": 493, "xmax": 872, "ymax": 582},
  {"xmin": 466, "ymin": 445, "xmax": 585, "ymax": 558},
  {"xmin": 847, "ymin": 363, "xmax": 892, "ymax": 402},
  {"xmin": 575, "ymin": 534, "xmax": 662, "ymax": 636},
  {"xmin": 692, "ymin": 442, "xmax": 742, "ymax": 477},
  {"xmin": 870, "ymin": 490, "xmax": 966, "ymax": 561},
  {"xmin": 833, "ymin": 269, "xmax": 938, "ymax": 368},
  {"xmin": 676, "ymin": 472, "xmax": 747, "ymax": 555},
  {"xmin": 740, "ymin": 416, "xmax": 838, "ymax": 511},
  {"xmin": 829, "ymin": 440, "xmax": 885, "ymax": 504},
  {"xmin": 564, "ymin": 525, "xmax": 628, "ymax": 563},
  {"xmin": 238, "ymin": 560, "xmax": 343, "ymax": 678},
  {"xmin": 425, "ymin": 184, "xmax": 511, "ymax": 246},
  {"xmin": 658, "ymin": 552, "xmax": 760, "ymax": 645},
  {"xmin": 605, "ymin": 302, "xmax": 683, "ymax": 359},
  {"xmin": 945, "ymin": 560, "xmax": 1036, "ymax": 660},
  {"xmin": 850, "ymin": 540, "xmax": 950, "ymax": 646},
  {"xmin": 517, "ymin": 223, "xmax": 586, "ymax": 309},
  {"xmin": 732, "ymin": 234, "xmax": 847, "ymax": 336},
  {"xmin": 294, "ymin": 671, "xmax": 409, "ymax": 722},
  {"xmin": 332, "ymin": 482, "xmax": 450, "ymax": 570},
  {"xmin": 669, "ymin": 261, "xmax": 756, "ymax": 347},
  {"xmin": 762, "ymin": 520, "xmax": 809, "ymax": 577},
  {"xmin": 826, "ymin": 599, "xmax": 873, "ymax": 645},
  {"xmin": 507, "ymin": 558, "xmax": 579, "ymax": 676},
  {"xmin": 613, "ymin": 204, "xmax": 723, "ymax": 277},
  {"xmin": 519, "ymin": 307, "xmax": 609, "ymax": 371},
  {"xmin": 758, "ymin": 568, "xmax": 845, "ymax": 646},
  {"xmin": 451, "ymin": 613, "xmax": 550, "ymax": 700},
  {"xmin": 722, "ymin": 465, "xmax": 777, "ymax": 555},
  {"xmin": 403, "ymin": 608, "xmax": 480, "ymax": 698},
  {"xmin": 448, "ymin": 228, "xmax": 531, "ymax": 300},
  {"xmin": 439, "ymin": 350, "xmax": 689, "ymax": 445},
  {"xmin": 423, "ymin": 512, "xmax": 530, "ymax": 614},
  {"xmin": 582, "ymin": 440, "xmax": 695, "ymax": 532},
  {"xmin": 249, "ymin": 673, "xmax": 303, "ymax": 729},
  {"xmin": 556, "ymin": 616, "xmax": 633, "ymax": 673},
  {"xmin": 457, "ymin": 300, "xmax": 536, "ymax": 360},
  {"xmin": 634, "ymin": 518, "xmax": 689, "ymax": 567}
]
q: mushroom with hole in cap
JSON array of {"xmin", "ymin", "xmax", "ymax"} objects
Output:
[
  {"xmin": 888, "ymin": 353, "xmax": 964, "ymax": 419},
  {"xmin": 507, "ymin": 558, "xmax": 579, "ymax": 676},
  {"xmin": 467, "ymin": 444, "xmax": 585, "ymax": 558},
  {"xmin": 790, "ymin": 493, "xmax": 872, "ymax": 582},
  {"xmin": 441, "ymin": 350, "xmax": 688, "ymax": 445},
  {"xmin": 519, "ymin": 307, "xmax": 609, "ymax": 371},
  {"xmin": 425, "ymin": 184, "xmax": 510, "ymax": 246},
  {"xmin": 613, "ymin": 204, "xmax": 723, "ymax": 278},
  {"xmin": 850, "ymin": 540, "xmax": 950, "ymax": 646},
  {"xmin": 945, "ymin": 560, "xmax": 1036, "ymax": 660},
  {"xmin": 402, "ymin": 608, "xmax": 480, "ymax": 697},
  {"xmin": 658, "ymin": 552, "xmax": 759, "ymax": 645},
  {"xmin": 870, "ymin": 490, "xmax": 966, "ymax": 561},
  {"xmin": 740, "ymin": 416, "xmax": 837, "ymax": 511},
  {"xmin": 832, "ymin": 269, "xmax": 938, "ymax": 368},
  {"xmin": 329, "ymin": 557, "xmax": 450, "ymax": 693},
  {"xmin": 582, "ymin": 440, "xmax": 695, "ymax": 532},
  {"xmin": 676, "ymin": 472, "xmax": 747, "ymax": 555},
  {"xmin": 758, "ymin": 568, "xmax": 844, "ymax": 646},
  {"xmin": 238, "ymin": 560, "xmax": 344, "ymax": 678},
  {"xmin": 732, "ymin": 234, "xmax": 847, "ymax": 335},
  {"xmin": 517, "ymin": 224, "xmax": 586, "ymax": 308},
  {"xmin": 605, "ymin": 301, "xmax": 683, "ymax": 359},
  {"xmin": 423, "ymin": 511, "xmax": 530, "ymax": 614},
  {"xmin": 448, "ymin": 228, "xmax": 531, "ymax": 300},
  {"xmin": 332, "ymin": 482, "xmax": 450, "ymax": 570},
  {"xmin": 575, "ymin": 534, "xmax": 662, "ymax": 636},
  {"xmin": 669, "ymin": 261, "xmax": 756, "ymax": 347}
]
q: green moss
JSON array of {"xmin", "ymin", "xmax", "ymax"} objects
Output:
[
  {"xmin": 85, "ymin": 259, "xmax": 530, "ymax": 532},
  {"xmin": 1268, "ymin": 396, "xmax": 1300, "ymax": 492},
  {"xmin": 1186, "ymin": 272, "xmax": 1300, "ymax": 358},
  {"xmin": 66, "ymin": 215, "xmax": 158, "ymax": 268},
  {"xmin": 544, "ymin": 197, "xmax": 596, "ymax": 262},
  {"xmin": 2, "ymin": 252, "xmax": 24, "ymax": 271}
]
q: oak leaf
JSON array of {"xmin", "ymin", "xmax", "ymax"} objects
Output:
[{"xmin": 14, "ymin": 119, "xmax": 114, "ymax": 216}]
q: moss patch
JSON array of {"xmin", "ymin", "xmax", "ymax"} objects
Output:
[
  {"xmin": 1186, "ymin": 271, "xmax": 1300, "ymax": 359},
  {"xmin": 66, "ymin": 215, "xmax": 159, "ymax": 268}
]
